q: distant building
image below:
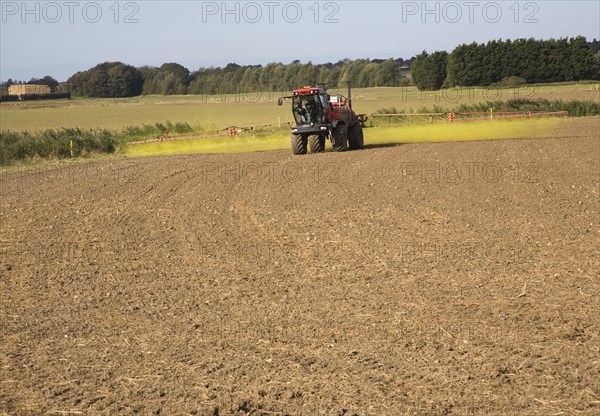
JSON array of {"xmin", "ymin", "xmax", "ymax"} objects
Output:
[{"xmin": 8, "ymin": 84, "xmax": 51, "ymax": 96}]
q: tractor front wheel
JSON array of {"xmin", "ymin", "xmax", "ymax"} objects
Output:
[
  {"xmin": 309, "ymin": 134, "xmax": 326, "ymax": 153},
  {"xmin": 291, "ymin": 133, "xmax": 308, "ymax": 155},
  {"xmin": 331, "ymin": 124, "xmax": 347, "ymax": 152},
  {"xmin": 348, "ymin": 123, "xmax": 364, "ymax": 150}
]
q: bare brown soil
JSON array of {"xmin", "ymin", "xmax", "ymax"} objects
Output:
[{"xmin": 1, "ymin": 118, "xmax": 599, "ymax": 415}]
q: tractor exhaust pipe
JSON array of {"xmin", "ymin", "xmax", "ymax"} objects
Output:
[{"xmin": 347, "ymin": 81, "xmax": 352, "ymax": 109}]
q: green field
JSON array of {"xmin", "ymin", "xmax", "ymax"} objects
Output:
[
  {"xmin": 1, "ymin": 83, "xmax": 598, "ymax": 132},
  {"xmin": 0, "ymin": 83, "xmax": 597, "ymax": 165}
]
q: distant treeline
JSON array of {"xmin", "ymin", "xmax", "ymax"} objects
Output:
[
  {"xmin": 413, "ymin": 36, "xmax": 600, "ymax": 90},
  {"xmin": 2, "ymin": 37, "xmax": 598, "ymax": 98},
  {"xmin": 144, "ymin": 59, "xmax": 412, "ymax": 95},
  {"xmin": 63, "ymin": 58, "xmax": 412, "ymax": 98}
]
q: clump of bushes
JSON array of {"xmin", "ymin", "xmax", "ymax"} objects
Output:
[
  {"xmin": 490, "ymin": 76, "xmax": 527, "ymax": 88},
  {"xmin": 0, "ymin": 128, "xmax": 123, "ymax": 165},
  {"xmin": 376, "ymin": 99, "xmax": 599, "ymax": 119},
  {"xmin": 122, "ymin": 121, "xmax": 193, "ymax": 138},
  {"xmin": 375, "ymin": 106, "xmax": 405, "ymax": 115},
  {"xmin": 0, "ymin": 121, "xmax": 199, "ymax": 165},
  {"xmin": 456, "ymin": 99, "xmax": 600, "ymax": 117},
  {"xmin": 0, "ymin": 93, "xmax": 71, "ymax": 102}
]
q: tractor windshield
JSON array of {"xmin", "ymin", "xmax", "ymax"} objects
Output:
[{"xmin": 292, "ymin": 94, "xmax": 323, "ymax": 125}]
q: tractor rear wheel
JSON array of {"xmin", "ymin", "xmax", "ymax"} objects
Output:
[
  {"xmin": 348, "ymin": 123, "xmax": 364, "ymax": 150},
  {"xmin": 331, "ymin": 124, "xmax": 347, "ymax": 152},
  {"xmin": 309, "ymin": 134, "xmax": 326, "ymax": 153},
  {"xmin": 291, "ymin": 133, "xmax": 307, "ymax": 155}
]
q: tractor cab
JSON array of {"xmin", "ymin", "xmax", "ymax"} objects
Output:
[{"xmin": 290, "ymin": 87, "xmax": 329, "ymax": 125}]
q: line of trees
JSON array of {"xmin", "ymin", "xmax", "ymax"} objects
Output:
[
  {"xmin": 64, "ymin": 58, "xmax": 412, "ymax": 98},
  {"xmin": 187, "ymin": 59, "xmax": 412, "ymax": 95},
  {"xmin": 3, "ymin": 37, "xmax": 598, "ymax": 98},
  {"xmin": 411, "ymin": 52, "xmax": 449, "ymax": 91},
  {"xmin": 68, "ymin": 62, "xmax": 144, "ymax": 97},
  {"xmin": 413, "ymin": 37, "xmax": 600, "ymax": 90}
]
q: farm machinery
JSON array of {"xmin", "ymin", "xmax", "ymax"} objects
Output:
[{"xmin": 278, "ymin": 84, "xmax": 367, "ymax": 155}]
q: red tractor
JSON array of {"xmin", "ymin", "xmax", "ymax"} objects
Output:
[{"xmin": 278, "ymin": 84, "xmax": 367, "ymax": 155}]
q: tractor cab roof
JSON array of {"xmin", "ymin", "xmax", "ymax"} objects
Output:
[{"xmin": 292, "ymin": 86, "xmax": 326, "ymax": 96}]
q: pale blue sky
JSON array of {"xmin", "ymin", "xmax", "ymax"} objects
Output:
[{"xmin": 1, "ymin": 0, "xmax": 599, "ymax": 81}]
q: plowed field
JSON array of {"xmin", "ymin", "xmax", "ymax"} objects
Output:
[{"xmin": 1, "ymin": 118, "xmax": 599, "ymax": 415}]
